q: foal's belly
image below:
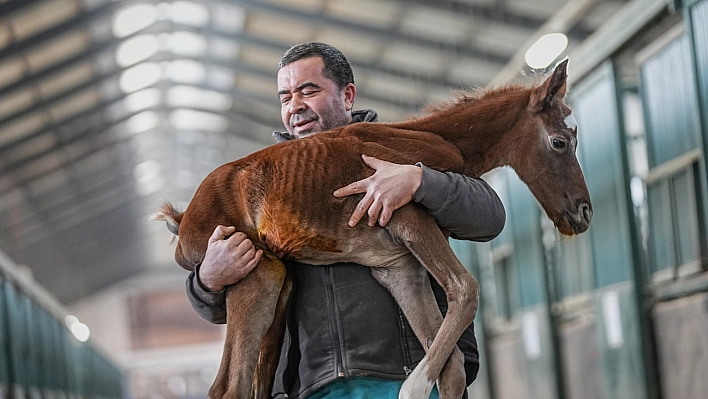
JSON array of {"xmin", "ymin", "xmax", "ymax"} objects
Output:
[{"xmin": 294, "ymin": 226, "xmax": 413, "ymax": 268}]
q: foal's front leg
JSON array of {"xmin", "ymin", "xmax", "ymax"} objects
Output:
[
  {"xmin": 384, "ymin": 206, "xmax": 479, "ymax": 399},
  {"xmin": 372, "ymin": 263, "xmax": 466, "ymax": 399},
  {"xmin": 209, "ymin": 254, "xmax": 286, "ymax": 399}
]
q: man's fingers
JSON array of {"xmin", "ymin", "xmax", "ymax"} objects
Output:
[
  {"xmin": 209, "ymin": 225, "xmax": 236, "ymax": 242},
  {"xmin": 244, "ymin": 250, "xmax": 263, "ymax": 272},
  {"xmin": 334, "ymin": 180, "xmax": 368, "ymax": 197},
  {"xmin": 378, "ymin": 207, "xmax": 393, "ymax": 227},
  {"xmin": 349, "ymin": 195, "xmax": 374, "ymax": 227},
  {"xmin": 229, "ymin": 235, "xmax": 255, "ymax": 256},
  {"xmin": 361, "ymin": 154, "xmax": 383, "ymax": 169},
  {"xmin": 367, "ymin": 200, "xmax": 384, "ymax": 227}
]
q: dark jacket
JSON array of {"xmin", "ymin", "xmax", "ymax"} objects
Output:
[{"xmin": 186, "ymin": 109, "xmax": 506, "ymax": 398}]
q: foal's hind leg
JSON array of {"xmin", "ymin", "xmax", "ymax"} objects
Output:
[
  {"xmin": 372, "ymin": 263, "xmax": 466, "ymax": 399},
  {"xmin": 384, "ymin": 206, "xmax": 479, "ymax": 399},
  {"xmin": 208, "ymin": 254, "xmax": 286, "ymax": 399},
  {"xmin": 252, "ymin": 273, "xmax": 292, "ymax": 398}
]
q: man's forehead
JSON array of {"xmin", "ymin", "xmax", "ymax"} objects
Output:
[{"xmin": 277, "ymin": 57, "xmax": 328, "ymax": 90}]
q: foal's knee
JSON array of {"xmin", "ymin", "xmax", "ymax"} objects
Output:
[{"xmin": 450, "ymin": 274, "xmax": 479, "ymax": 319}]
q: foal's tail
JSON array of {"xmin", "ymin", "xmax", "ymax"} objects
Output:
[{"xmin": 153, "ymin": 202, "xmax": 183, "ymax": 236}]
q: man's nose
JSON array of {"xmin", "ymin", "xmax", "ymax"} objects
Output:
[{"xmin": 289, "ymin": 95, "xmax": 306, "ymax": 114}]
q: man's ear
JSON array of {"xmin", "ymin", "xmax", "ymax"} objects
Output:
[
  {"xmin": 530, "ymin": 58, "xmax": 568, "ymax": 112},
  {"xmin": 343, "ymin": 83, "xmax": 356, "ymax": 111}
]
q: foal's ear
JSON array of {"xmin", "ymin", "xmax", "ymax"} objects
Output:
[{"xmin": 530, "ymin": 58, "xmax": 569, "ymax": 112}]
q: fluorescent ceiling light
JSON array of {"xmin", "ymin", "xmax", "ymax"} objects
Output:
[
  {"xmin": 120, "ymin": 62, "xmax": 161, "ymax": 93},
  {"xmin": 525, "ymin": 33, "xmax": 568, "ymax": 69},
  {"xmin": 170, "ymin": 1, "xmax": 209, "ymax": 26},
  {"xmin": 113, "ymin": 4, "xmax": 157, "ymax": 38},
  {"xmin": 165, "ymin": 60, "xmax": 206, "ymax": 84},
  {"xmin": 167, "ymin": 31, "xmax": 208, "ymax": 56},
  {"xmin": 123, "ymin": 89, "xmax": 162, "ymax": 113},
  {"xmin": 170, "ymin": 109, "xmax": 228, "ymax": 132},
  {"xmin": 126, "ymin": 111, "xmax": 160, "ymax": 135},
  {"xmin": 116, "ymin": 34, "xmax": 159, "ymax": 67},
  {"xmin": 167, "ymin": 86, "xmax": 232, "ymax": 111}
]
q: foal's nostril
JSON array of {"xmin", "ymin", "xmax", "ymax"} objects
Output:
[{"xmin": 578, "ymin": 203, "xmax": 592, "ymax": 225}]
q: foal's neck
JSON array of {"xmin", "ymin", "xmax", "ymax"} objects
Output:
[{"xmin": 392, "ymin": 88, "xmax": 531, "ymax": 177}]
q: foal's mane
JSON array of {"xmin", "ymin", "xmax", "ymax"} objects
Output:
[{"xmin": 421, "ymin": 84, "xmax": 531, "ymax": 116}]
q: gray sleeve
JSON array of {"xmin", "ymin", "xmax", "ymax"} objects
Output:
[
  {"xmin": 413, "ymin": 163, "xmax": 506, "ymax": 241},
  {"xmin": 185, "ymin": 265, "xmax": 227, "ymax": 324}
]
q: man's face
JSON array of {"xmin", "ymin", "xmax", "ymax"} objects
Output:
[{"xmin": 277, "ymin": 56, "xmax": 355, "ymax": 138}]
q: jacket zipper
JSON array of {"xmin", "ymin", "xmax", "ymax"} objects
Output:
[
  {"xmin": 324, "ymin": 266, "xmax": 347, "ymax": 378},
  {"xmin": 397, "ymin": 306, "xmax": 413, "ymax": 376}
]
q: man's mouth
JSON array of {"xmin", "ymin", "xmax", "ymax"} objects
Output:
[{"xmin": 294, "ymin": 119, "xmax": 316, "ymax": 132}]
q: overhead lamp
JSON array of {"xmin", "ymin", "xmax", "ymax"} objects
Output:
[
  {"xmin": 116, "ymin": 34, "xmax": 159, "ymax": 67},
  {"xmin": 126, "ymin": 111, "xmax": 160, "ymax": 135},
  {"xmin": 524, "ymin": 33, "xmax": 568, "ymax": 69},
  {"xmin": 113, "ymin": 4, "xmax": 157, "ymax": 38},
  {"xmin": 65, "ymin": 315, "xmax": 90, "ymax": 342},
  {"xmin": 167, "ymin": 32, "xmax": 208, "ymax": 56},
  {"xmin": 120, "ymin": 62, "xmax": 161, "ymax": 93},
  {"xmin": 167, "ymin": 86, "xmax": 232, "ymax": 111},
  {"xmin": 170, "ymin": 1, "xmax": 210, "ymax": 26},
  {"xmin": 170, "ymin": 109, "xmax": 228, "ymax": 132},
  {"xmin": 124, "ymin": 89, "xmax": 163, "ymax": 113},
  {"xmin": 164, "ymin": 60, "xmax": 206, "ymax": 84}
]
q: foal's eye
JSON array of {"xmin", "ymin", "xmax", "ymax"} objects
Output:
[{"xmin": 551, "ymin": 137, "xmax": 567, "ymax": 151}]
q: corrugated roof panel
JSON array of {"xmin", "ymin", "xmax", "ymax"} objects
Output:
[
  {"xmin": 0, "ymin": 113, "xmax": 48, "ymax": 147},
  {"xmin": 48, "ymin": 88, "xmax": 101, "ymax": 120},
  {"xmin": 399, "ymin": 6, "xmax": 473, "ymax": 44},
  {"xmin": 11, "ymin": 0, "xmax": 80, "ymax": 40},
  {"xmin": 0, "ymin": 58, "xmax": 27, "ymax": 89},
  {"xmin": 326, "ymin": 0, "xmax": 401, "ymax": 29},
  {"xmin": 245, "ymin": 10, "xmax": 314, "ymax": 44},
  {"xmin": 38, "ymin": 62, "xmax": 94, "ymax": 97},
  {"xmin": 313, "ymin": 27, "xmax": 382, "ymax": 64},
  {"xmin": 380, "ymin": 42, "xmax": 447, "ymax": 77},
  {"xmin": 3, "ymin": 133, "xmax": 57, "ymax": 166},
  {"xmin": 26, "ymin": 31, "xmax": 89, "ymax": 71},
  {"xmin": 0, "ymin": 89, "xmax": 36, "ymax": 120}
]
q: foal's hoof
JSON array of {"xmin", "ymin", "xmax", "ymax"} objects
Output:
[{"xmin": 399, "ymin": 356, "xmax": 435, "ymax": 399}]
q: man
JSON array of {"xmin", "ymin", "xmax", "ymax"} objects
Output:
[{"xmin": 186, "ymin": 42, "xmax": 505, "ymax": 398}]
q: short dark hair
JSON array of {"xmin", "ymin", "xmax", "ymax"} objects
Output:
[{"xmin": 279, "ymin": 42, "xmax": 354, "ymax": 89}]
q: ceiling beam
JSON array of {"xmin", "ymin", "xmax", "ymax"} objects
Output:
[
  {"xmin": 396, "ymin": 0, "xmax": 594, "ymax": 40},
  {"xmin": 227, "ymin": 0, "xmax": 512, "ymax": 69},
  {"xmin": 231, "ymin": 0, "xmax": 510, "ymax": 64},
  {"xmin": 0, "ymin": 0, "xmax": 45, "ymax": 19},
  {"xmin": 0, "ymin": 0, "xmax": 120, "ymax": 64}
]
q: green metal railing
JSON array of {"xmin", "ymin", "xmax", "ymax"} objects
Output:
[{"xmin": 0, "ymin": 250, "xmax": 125, "ymax": 399}]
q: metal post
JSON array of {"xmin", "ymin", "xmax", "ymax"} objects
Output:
[{"xmin": 540, "ymin": 215, "xmax": 568, "ymax": 399}]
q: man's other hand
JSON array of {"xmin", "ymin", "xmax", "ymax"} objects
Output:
[{"xmin": 198, "ymin": 225, "xmax": 262, "ymax": 291}]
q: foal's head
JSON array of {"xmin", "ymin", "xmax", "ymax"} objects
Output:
[{"xmin": 510, "ymin": 59, "xmax": 592, "ymax": 235}]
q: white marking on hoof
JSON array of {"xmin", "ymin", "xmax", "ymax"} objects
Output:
[{"xmin": 399, "ymin": 356, "xmax": 435, "ymax": 399}]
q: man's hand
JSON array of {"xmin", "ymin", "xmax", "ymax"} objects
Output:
[
  {"xmin": 333, "ymin": 155, "xmax": 422, "ymax": 227},
  {"xmin": 198, "ymin": 225, "xmax": 262, "ymax": 291}
]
